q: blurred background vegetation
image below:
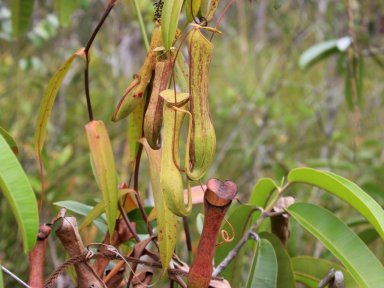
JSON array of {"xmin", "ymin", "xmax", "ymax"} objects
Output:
[{"xmin": 1, "ymin": 0, "xmax": 384, "ymax": 286}]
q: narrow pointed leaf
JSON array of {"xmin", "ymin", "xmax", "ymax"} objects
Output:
[
  {"xmin": 34, "ymin": 49, "xmax": 84, "ymax": 154},
  {"xmin": 287, "ymin": 203, "xmax": 384, "ymax": 288},
  {"xmin": 85, "ymin": 120, "xmax": 119, "ymax": 235},
  {"xmin": 11, "ymin": 0, "xmax": 34, "ymax": 37},
  {"xmin": 246, "ymin": 239, "xmax": 277, "ymax": 288},
  {"xmin": 161, "ymin": 0, "xmax": 183, "ymax": 50},
  {"xmin": 140, "ymin": 138, "xmax": 177, "ymax": 273},
  {"xmin": 291, "ymin": 256, "xmax": 358, "ymax": 287},
  {"xmin": 0, "ymin": 134, "xmax": 39, "ymax": 252},
  {"xmin": 288, "ymin": 167, "xmax": 384, "ymax": 238},
  {"xmin": 0, "ymin": 126, "xmax": 18, "ymax": 155},
  {"xmin": 260, "ymin": 232, "xmax": 295, "ymax": 288},
  {"xmin": 299, "ymin": 37, "xmax": 351, "ymax": 69}
]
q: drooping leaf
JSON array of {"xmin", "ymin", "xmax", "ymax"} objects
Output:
[
  {"xmin": 299, "ymin": 37, "xmax": 351, "ymax": 69},
  {"xmin": 11, "ymin": 0, "xmax": 35, "ymax": 37},
  {"xmin": 288, "ymin": 167, "xmax": 384, "ymax": 238},
  {"xmin": 260, "ymin": 232, "xmax": 295, "ymax": 288},
  {"xmin": 246, "ymin": 239, "xmax": 277, "ymax": 288},
  {"xmin": 140, "ymin": 138, "xmax": 177, "ymax": 273},
  {"xmin": 287, "ymin": 203, "xmax": 384, "ymax": 287},
  {"xmin": 0, "ymin": 134, "xmax": 39, "ymax": 252},
  {"xmin": 85, "ymin": 120, "xmax": 119, "ymax": 236},
  {"xmin": 34, "ymin": 49, "xmax": 84, "ymax": 154},
  {"xmin": 291, "ymin": 256, "xmax": 358, "ymax": 287},
  {"xmin": 161, "ymin": 0, "xmax": 183, "ymax": 50},
  {"xmin": 54, "ymin": 0, "xmax": 80, "ymax": 27},
  {"xmin": 0, "ymin": 126, "xmax": 18, "ymax": 155},
  {"xmin": 214, "ymin": 204, "xmax": 255, "ymax": 284}
]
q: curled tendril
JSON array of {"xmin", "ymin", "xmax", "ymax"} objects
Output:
[{"xmin": 216, "ymin": 218, "xmax": 235, "ymax": 247}]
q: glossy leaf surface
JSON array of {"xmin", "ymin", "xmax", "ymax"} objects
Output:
[
  {"xmin": 287, "ymin": 203, "xmax": 384, "ymax": 287},
  {"xmin": 246, "ymin": 238, "xmax": 277, "ymax": 288},
  {"xmin": 0, "ymin": 134, "xmax": 39, "ymax": 252},
  {"xmin": 288, "ymin": 167, "xmax": 384, "ymax": 238}
]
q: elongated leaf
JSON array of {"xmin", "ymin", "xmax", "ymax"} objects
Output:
[
  {"xmin": 161, "ymin": 0, "xmax": 183, "ymax": 50},
  {"xmin": 140, "ymin": 138, "xmax": 177, "ymax": 273},
  {"xmin": 11, "ymin": 0, "xmax": 34, "ymax": 37},
  {"xmin": 291, "ymin": 256, "xmax": 358, "ymax": 287},
  {"xmin": 214, "ymin": 204, "xmax": 255, "ymax": 284},
  {"xmin": 299, "ymin": 37, "xmax": 351, "ymax": 69},
  {"xmin": 85, "ymin": 120, "xmax": 119, "ymax": 236},
  {"xmin": 260, "ymin": 232, "xmax": 295, "ymax": 288},
  {"xmin": 0, "ymin": 126, "xmax": 18, "ymax": 155},
  {"xmin": 288, "ymin": 167, "xmax": 384, "ymax": 238},
  {"xmin": 34, "ymin": 49, "xmax": 84, "ymax": 154},
  {"xmin": 287, "ymin": 203, "xmax": 384, "ymax": 287},
  {"xmin": 54, "ymin": 0, "xmax": 80, "ymax": 27},
  {"xmin": 0, "ymin": 134, "xmax": 39, "ymax": 252},
  {"xmin": 246, "ymin": 239, "xmax": 277, "ymax": 288}
]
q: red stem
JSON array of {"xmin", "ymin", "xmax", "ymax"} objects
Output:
[{"xmin": 188, "ymin": 179, "xmax": 237, "ymax": 288}]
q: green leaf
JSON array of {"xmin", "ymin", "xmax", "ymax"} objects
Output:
[
  {"xmin": 0, "ymin": 126, "xmax": 18, "ymax": 155},
  {"xmin": 291, "ymin": 256, "xmax": 358, "ymax": 287},
  {"xmin": 246, "ymin": 238, "xmax": 277, "ymax": 288},
  {"xmin": 260, "ymin": 232, "xmax": 295, "ymax": 288},
  {"xmin": 140, "ymin": 138, "xmax": 177, "ymax": 273},
  {"xmin": 287, "ymin": 203, "xmax": 384, "ymax": 288},
  {"xmin": 85, "ymin": 120, "xmax": 119, "ymax": 236},
  {"xmin": 0, "ymin": 134, "xmax": 39, "ymax": 252},
  {"xmin": 161, "ymin": 0, "xmax": 183, "ymax": 50},
  {"xmin": 299, "ymin": 37, "xmax": 351, "ymax": 69},
  {"xmin": 11, "ymin": 0, "xmax": 34, "ymax": 37},
  {"xmin": 214, "ymin": 204, "xmax": 255, "ymax": 284},
  {"xmin": 288, "ymin": 167, "xmax": 384, "ymax": 239},
  {"xmin": 54, "ymin": 0, "xmax": 80, "ymax": 27},
  {"xmin": 249, "ymin": 178, "xmax": 278, "ymax": 222},
  {"xmin": 34, "ymin": 49, "xmax": 84, "ymax": 154}
]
